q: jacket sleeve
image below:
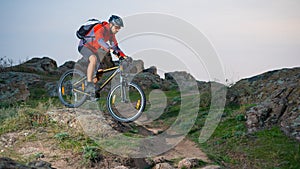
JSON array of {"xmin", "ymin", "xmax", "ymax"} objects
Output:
[{"xmin": 110, "ymin": 36, "xmax": 126, "ymax": 57}]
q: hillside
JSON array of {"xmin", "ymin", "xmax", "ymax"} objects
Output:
[{"xmin": 0, "ymin": 57, "xmax": 299, "ymax": 168}]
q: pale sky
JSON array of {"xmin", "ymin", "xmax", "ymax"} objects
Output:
[{"xmin": 0, "ymin": 0, "xmax": 299, "ymax": 82}]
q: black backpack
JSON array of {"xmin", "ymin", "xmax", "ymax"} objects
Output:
[{"xmin": 76, "ymin": 19, "xmax": 102, "ymax": 39}]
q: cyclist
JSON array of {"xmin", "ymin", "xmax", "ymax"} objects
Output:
[{"xmin": 78, "ymin": 15, "xmax": 126, "ymax": 99}]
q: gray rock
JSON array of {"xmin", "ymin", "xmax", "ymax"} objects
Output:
[
  {"xmin": 14, "ymin": 57, "xmax": 58, "ymax": 74},
  {"xmin": 0, "ymin": 158, "xmax": 55, "ymax": 169},
  {"xmin": 152, "ymin": 162, "xmax": 174, "ymax": 169},
  {"xmin": 0, "ymin": 72, "xmax": 41, "ymax": 102},
  {"xmin": 177, "ymin": 158, "xmax": 201, "ymax": 169}
]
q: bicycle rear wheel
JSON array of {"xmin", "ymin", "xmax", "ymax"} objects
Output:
[
  {"xmin": 58, "ymin": 69, "xmax": 87, "ymax": 108},
  {"xmin": 107, "ymin": 82, "xmax": 146, "ymax": 122}
]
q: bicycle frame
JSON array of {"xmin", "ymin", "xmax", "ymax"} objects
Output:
[
  {"xmin": 98, "ymin": 66, "xmax": 120, "ymax": 90},
  {"xmin": 72, "ymin": 65, "xmax": 126, "ymax": 97}
]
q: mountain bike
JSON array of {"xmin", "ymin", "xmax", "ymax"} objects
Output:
[{"xmin": 57, "ymin": 57, "xmax": 146, "ymax": 123}]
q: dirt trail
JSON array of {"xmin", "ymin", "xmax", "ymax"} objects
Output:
[
  {"xmin": 157, "ymin": 138, "xmax": 210, "ymax": 162},
  {"xmin": 1, "ymin": 108, "xmax": 212, "ymax": 168}
]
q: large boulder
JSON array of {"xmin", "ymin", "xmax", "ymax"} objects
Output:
[
  {"xmin": 11, "ymin": 57, "xmax": 59, "ymax": 74},
  {"xmin": 57, "ymin": 61, "xmax": 75, "ymax": 74}
]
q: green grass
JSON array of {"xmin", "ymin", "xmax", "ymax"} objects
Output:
[
  {"xmin": 0, "ymin": 106, "xmax": 19, "ymax": 124},
  {"xmin": 189, "ymin": 105, "xmax": 300, "ymax": 169}
]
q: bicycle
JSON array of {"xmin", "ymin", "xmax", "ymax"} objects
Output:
[{"xmin": 57, "ymin": 56, "xmax": 146, "ymax": 123}]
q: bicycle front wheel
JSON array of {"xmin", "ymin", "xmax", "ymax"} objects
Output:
[
  {"xmin": 58, "ymin": 69, "xmax": 87, "ymax": 108},
  {"xmin": 107, "ymin": 82, "xmax": 146, "ymax": 123}
]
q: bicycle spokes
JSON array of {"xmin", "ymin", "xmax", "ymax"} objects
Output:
[
  {"xmin": 107, "ymin": 82, "xmax": 146, "ymax": 122},
  {"xmin": 58, "ymin": 69, "xmax": 87, "ymax": 108}
]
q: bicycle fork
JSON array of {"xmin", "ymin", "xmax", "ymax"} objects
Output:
[{"xmin": 120, "ymin": 75, "xmax": 128, "ymax": 103}]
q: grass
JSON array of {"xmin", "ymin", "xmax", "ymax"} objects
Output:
[
  {"xmin": 189, "ymin": 105, "xmax": 300, "ymax": 169},
  {"xmin": 0, "ymin": 97, "xmax": 107, "ymax": 167}
]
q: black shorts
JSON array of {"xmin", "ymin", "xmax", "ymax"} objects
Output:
[{"xmin": 78, "ymin": 45, "xmax": 115, "ymax": 69}]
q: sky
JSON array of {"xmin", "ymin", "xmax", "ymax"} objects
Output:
[{"xmin": 0, "ymin": 0, "xmax": 299, "ymax": 83}]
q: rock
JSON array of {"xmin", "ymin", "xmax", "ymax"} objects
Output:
[
  {"xmin": 245, "ymin": 83, "xmax": 300, "ymax": 141},
  {"xmin": 45, "ymin": 82, "xmax": 58, "ymax": 97},
  {"xmin": 57, "ymin": 61, "xmax": 75, "ymax": 74},
  {"xmin": 143, "ymin": 66, "xmax": 157, "ymax": 75},
  {"xmin": 228, "ymin": 67, "xmax": 300, "ymax": 106},
  {"xmin": 0, "ymin": 72, "xmax": 41, "ymax": 102},
  {"xmin": 113, "ymin": 166, "xmax": 129, "ymax": 169},
  {"xmin": 152, "ymin": 162, "xmax": 174, "ymax": 169},
  {"xmin": 131, "ymin": 60, "xmax": 144, "ymax": 73},
  {"xmin": 133, "ymin": 72, "xmax": 163, "ymax": 90},
  {"xmin": 47, "ymin": 109, "xmax": 82, "ymax": 130},
  {"xmin": 12, "ymin": 57, "xmax": 58, "ymax": 74},
  {"xmin": 165, "ymin": 71, "xmax": 195, "ymax": 84},
  {"xmin": 27, "ymin": 160, "xmax": 55, "ymax": 169},
  {"xmin": 0, "ymin": 157, "xmax": 32, "ymax": 169},
  {"xmin": 164, "ymin": 71, "xmax": 198, "ymax": 91},
  {"xmin": 227, "ymin": 67, "xmax": 300, "ymax": 141},
  {"xmin": 177, "ymin": 158, "xmax": 201, "ymax": 169},
  {"xmin": 0, "ymin": 158, "xmax": 55, "ymax": 169}
]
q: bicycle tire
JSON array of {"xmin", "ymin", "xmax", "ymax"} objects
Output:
[
  {"xmin": 107, "ymin": 82, "xmax": 146, "ymax": 122},
  {"xmin": 58, "ymin": 69, "xmax": 87, "ymax": 108}
]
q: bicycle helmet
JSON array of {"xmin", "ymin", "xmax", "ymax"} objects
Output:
[{"xmin": 108, "ymin": 15, "xmax": 124, "ymax": 27}]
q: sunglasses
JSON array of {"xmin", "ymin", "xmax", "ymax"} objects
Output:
[{"xmin": 114, "ymin": 26, "xmax": 121, "ymax": 29}]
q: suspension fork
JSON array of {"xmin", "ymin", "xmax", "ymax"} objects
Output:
[{"xmin": 120, "ymin": 73, "xmax": 128, "ymax": 103}]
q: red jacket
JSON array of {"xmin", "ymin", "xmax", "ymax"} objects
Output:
[{"xmin": 83, "ymin": 21, "xmax": 125, "ymax": 57}]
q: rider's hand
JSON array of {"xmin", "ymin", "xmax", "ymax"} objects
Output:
[{"xmin": 112, "ymin": 50, "xmax": 120, "ymax": 56}]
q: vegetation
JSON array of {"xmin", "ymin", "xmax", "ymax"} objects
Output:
[
  {"xmin": 188, "ymin": 105, "xmax": 300, "ymax": 169},
  {"xmin": 1, "ymin": 67, "xmax": 299, "ymax": 168}
]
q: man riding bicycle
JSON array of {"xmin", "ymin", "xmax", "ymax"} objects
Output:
[{"xmin": 78, "ymin": 15, "xmax": 126, "ymax": 99}]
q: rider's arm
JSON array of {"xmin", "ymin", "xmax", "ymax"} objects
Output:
[
  {"xmin": 110, "ymin": 36, "xmax": 126, "ymax": 58},
  {"xmin": 98, "ymin": 39, "xmax": 110, "ymax": 52}
]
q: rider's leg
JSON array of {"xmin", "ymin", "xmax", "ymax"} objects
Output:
[
  {"xmin": 93, "ymin": 49, "xmax": 112, "ymax": 83},
  {"xmin": 87, "ymin": 54, "xmax": 97, "ymax": 83},
  {"xmin": 78, "ymin": 46, "xmax": 98, "ymax": 99},
  {"xmin": 85, "ymin": 54, "xmax": 97, "ymax": 99}
]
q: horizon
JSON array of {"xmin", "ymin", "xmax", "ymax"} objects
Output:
[{"xmin": 6, "ymin": 55, "xmax": 299, "ymax": 84}]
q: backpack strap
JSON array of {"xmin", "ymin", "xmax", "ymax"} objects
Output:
[{"xmin": 101, "ymin": 22, "xmax": 114, "ymax": 44}]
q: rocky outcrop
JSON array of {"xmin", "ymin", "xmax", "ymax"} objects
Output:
[
  {"xmin": 0, "ymin": 72, "xmax": 40, "ymax": 102},
  {"xmin": 57, "ymin": 61, "xmax": 75, "ymax": 74},
  {"xmin": 0, "ymin": 57, "xmax": 75, "ymax": 102},
  {"xmin": 9, "ymin": 57, "xmax": 58, "ymax": 74},
  {"xmin": 6, "ymin": 57, "xmax": 75, "ymax": 75},
  {"xmin": 229, "ymin": 67, "xmax": 300, "ymax": 141},
  {"xmin": 245, "ymin": 86, "xmax": 300, "ymax": 141},
  {"xmin": 228, "ymin": 67, "xmax": 300, "ymax": 106}
]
